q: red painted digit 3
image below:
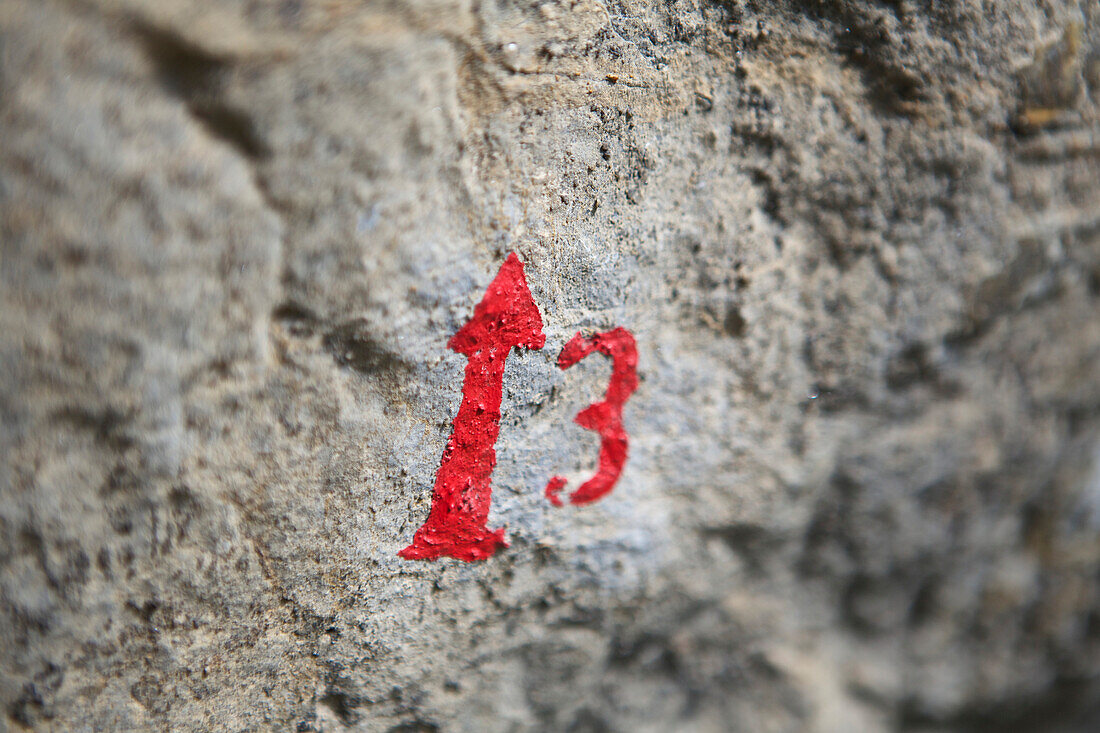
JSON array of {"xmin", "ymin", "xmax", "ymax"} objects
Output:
[
  {"xmin": 544, "ymin": 328, "xmax": 638, "ymax": 507},
  {"xmin": 399, "ymin": 253, "xmax": 546, "ymax": 562}
]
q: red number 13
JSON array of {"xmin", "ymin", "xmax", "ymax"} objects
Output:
[{"xmin": 398, "ymin": 253, "xmax": 638, "ymax": 562}]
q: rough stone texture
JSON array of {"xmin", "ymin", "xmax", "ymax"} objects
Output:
[{"xmin": 2, "ymin": 0, "xmax": 1100, "ymax": 730}]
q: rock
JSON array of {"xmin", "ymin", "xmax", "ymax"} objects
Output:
[{"xmin": 2, "ymin": 0, "xmax": 1099, "ymax": 729}]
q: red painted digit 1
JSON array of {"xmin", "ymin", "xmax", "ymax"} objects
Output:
[
  {"xmin": 399, "ymin": 253, "xmax": 546, "ymax": 562},
  {"xmin": 545, "ymin": 328, "xmax": 638, "ymax": 507}
]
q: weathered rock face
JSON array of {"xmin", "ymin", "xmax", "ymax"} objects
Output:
[{"xmin": 3, "ymin": 0, "xmax": 1100, "ymax": 730}]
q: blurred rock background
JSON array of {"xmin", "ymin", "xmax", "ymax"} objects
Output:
[{"xmin": 2, "ymin": 0, "xmax": 1100, "ymax": 730}]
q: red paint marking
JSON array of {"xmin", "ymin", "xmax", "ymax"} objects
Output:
[
  {"xmin": 399, "ymin": 253, "xmax": 546, "ymax": 562},
  {"xmin": 545, "ymin": 327, "xmax": 638, "ymax": 505},
  {"xmin": 545, "ymin": 476, "xmax": 566, "ymax": 507}
]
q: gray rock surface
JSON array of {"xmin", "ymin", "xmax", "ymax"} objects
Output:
[{"xmin": 2, "ymin": 0, "xmax": 1100, "ymax": 730}]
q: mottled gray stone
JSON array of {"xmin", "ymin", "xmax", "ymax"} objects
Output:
[{"xmin": 2, "ymin": 0, "xmax": 1100, "ymax": 730}]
